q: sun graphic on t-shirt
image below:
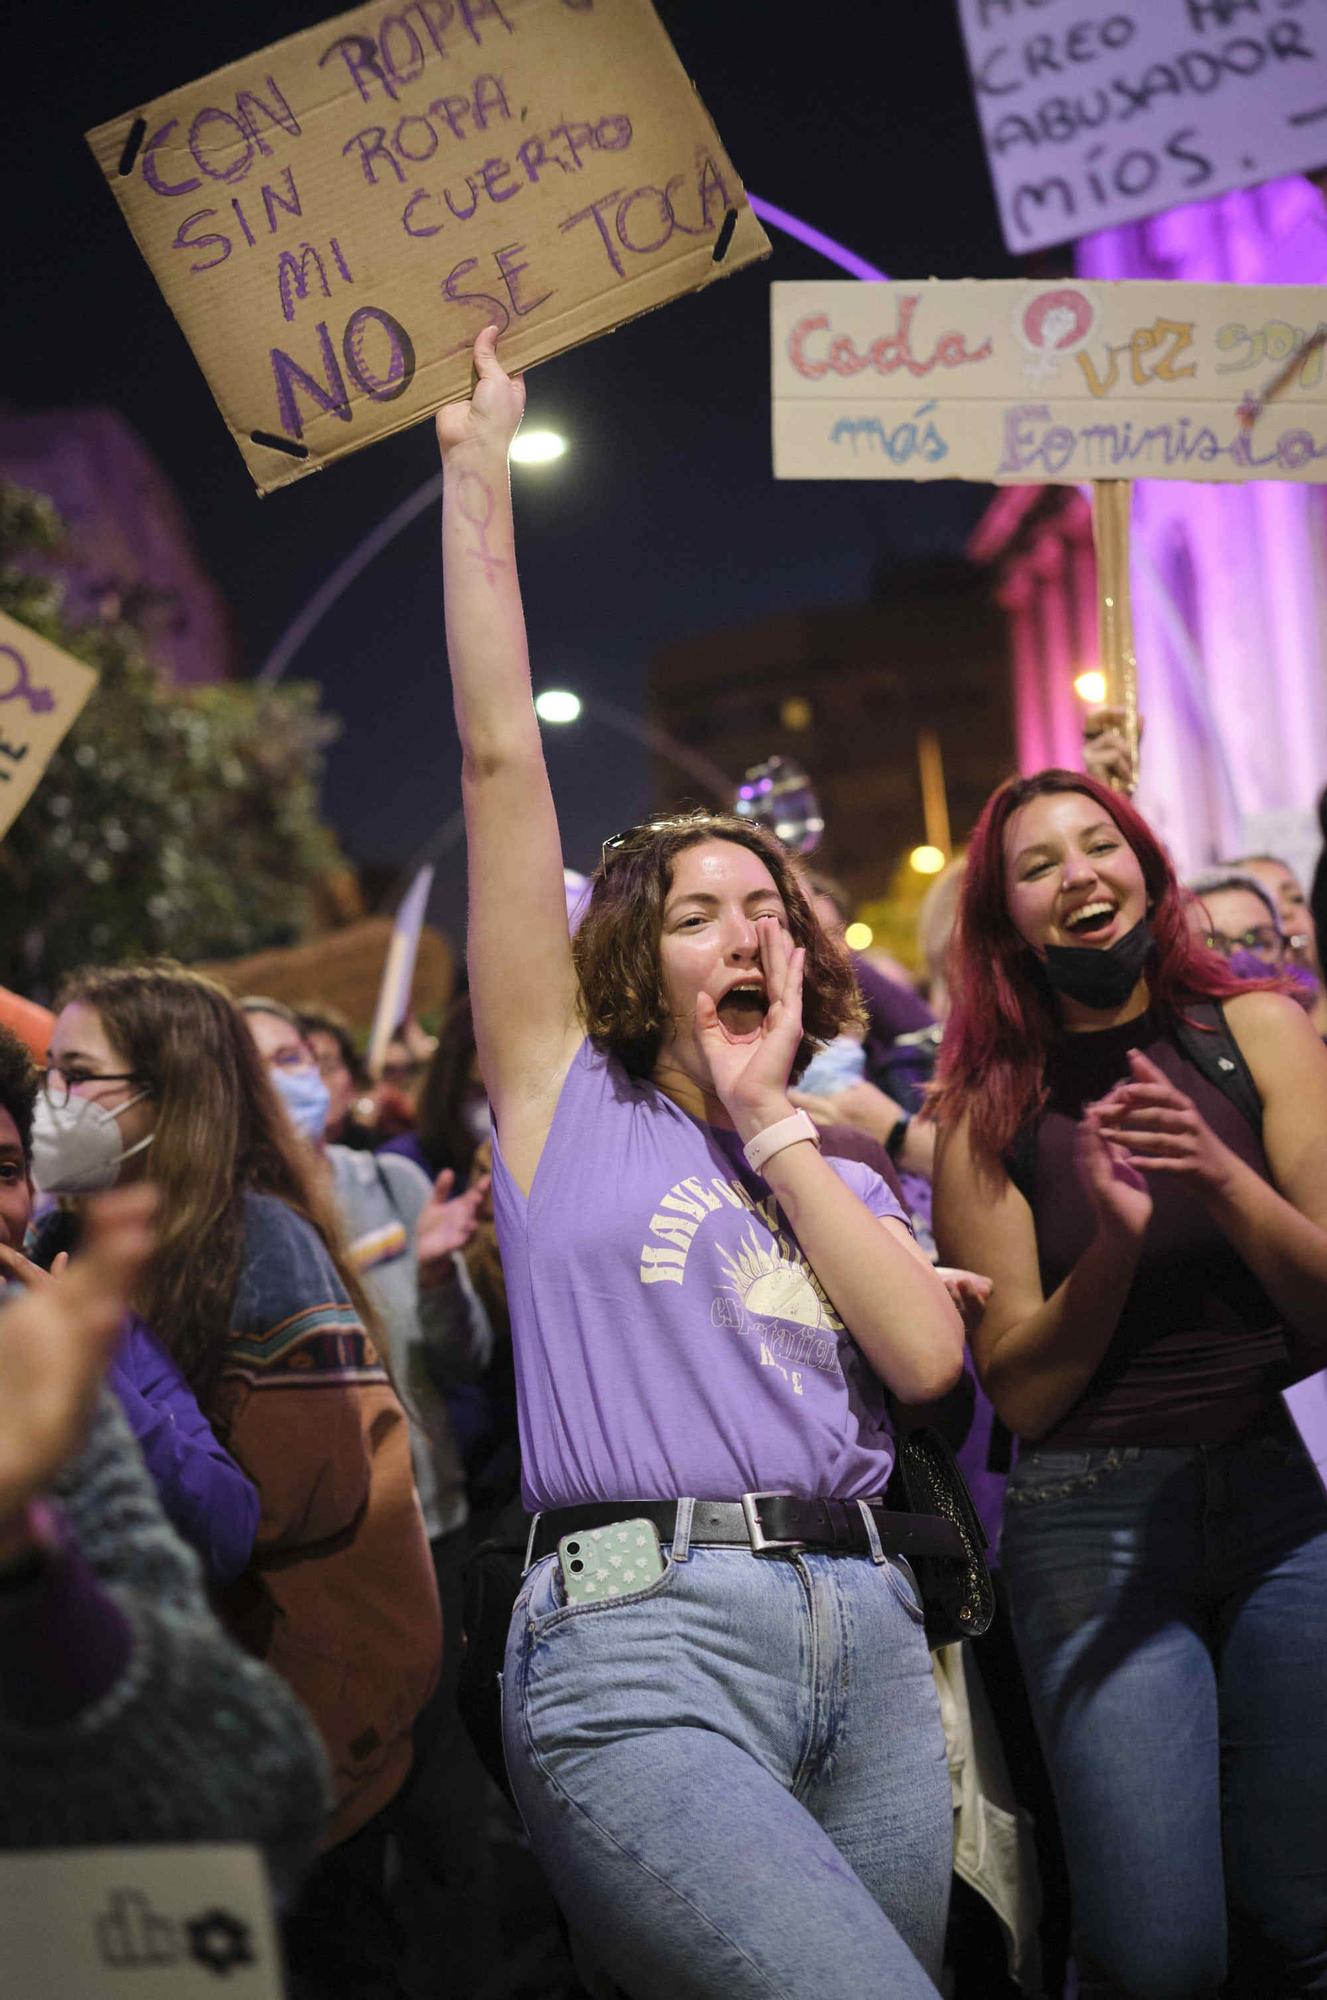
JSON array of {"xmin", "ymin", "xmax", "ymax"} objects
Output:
[{"xmin": 717, "ymin": 1227, "xmax": 843, "ymax": 1332}]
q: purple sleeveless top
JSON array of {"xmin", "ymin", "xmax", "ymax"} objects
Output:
[
  {"xmin": 1028, "ymin": 1009, "xmax": 1301, "ymax": 1447},
  {"xmin": 491, "ymin": 1041, "xmax": 908, "ymax": 1511}
]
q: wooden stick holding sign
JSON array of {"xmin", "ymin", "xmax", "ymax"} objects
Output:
[{"xmin": 1091, "ymin": 479, "xmax": 1140, "ymax": 796}]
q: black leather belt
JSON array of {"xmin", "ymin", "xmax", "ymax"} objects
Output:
[{"xmin": 525, "ymin": 1494, "xmax": 967, "ymax": 1567}]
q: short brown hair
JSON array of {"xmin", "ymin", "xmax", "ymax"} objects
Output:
[{"xmin": 572, "ymin": 811, "xmax": 864, "ymax": 1081}]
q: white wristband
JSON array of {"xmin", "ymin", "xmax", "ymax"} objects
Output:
[{"xmin": 743, "ymin": 1109, "xmax": 821, "ymax": 1175}]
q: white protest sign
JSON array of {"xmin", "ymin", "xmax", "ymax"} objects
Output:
[
  {"xmin": 955, "ymin": 0, "xmax": 1327, "ymax": 255},
  {"xmin": 0, "ymin": 1845, "xmax": 283, "ymax": 1998},
  {"xmin": 0, "ymin": 610, "xmax": 99, "ymax": 840},
  {"xmin": 86, "ymin": 0, "xmax": 769, "ymax": 496},
  {"xmin": 771, "ymin": 278, "xmax": 1327, "ymax": 484}
]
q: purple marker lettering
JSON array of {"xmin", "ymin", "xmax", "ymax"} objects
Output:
[
  {"xmin": 270, "ymin": 322, "xmax": 352, "ymax": 438},
  {"xmin": 380, "ymin": 13, "xmax": 426, "ymax": 88},
  {"xmin": 433, "ymin": 94, "xmax": 472, "ymax": 140},
  {"xmin": 459, "ymin": 0, "xmax": 513, "ymax": 43},
  {"xmin": 232, "ymin": 197, "xmax": 257, "ymax": 247},
  {"xmin": 395, "ymin": 114, "xmax": 439, "ymax": 162},
  {"xmin": 559, "ymin": 189, "xmax": 626, "ymax": 276},
  {"xmin": 143, "ymin": 119, "xmax": 201, "ymax": 197},
  {"xmin": 662, "ymin": 171, "xmax": 706, "ymax": 237},
  {"xmin": 547, "ymin": 119, "xmax": 594, "ymax": 169},
  {"xmin": 696, "ymin": 151, "xmax": 733, "ymax": 230},
  {"xmin": 441, "ymin": 258, "xmax": 509, "ymax": 352},
  {"xmin": 996, "ymin": 404, "xmax": 1050, "ymax": 477},
  {"xmin": 343, "ymin": 128, "xmax": 404, "ymax": 186},
  {"xmin": 173, "ymin": 209, "xmax": 231, "ymax": 272},
  {"xmin": 516, "ymin": 137, "xmax": 551, "ymax": 183},
  {"xmin": 473, "ymin": 74, "xmax": 510, "ymax": 128},
  {"xmin": 615, "ymin": 185, "xmax": 674, "ymax": 257},
  {"xmin": 190, "ymin": 106, "xmax": 254, "ymax": 184},
  {"xmin": 331, "ymin": 238, "xmax": 354, "ymax": 282},
  {"xmin": 414, "ymin": 0, "xmax": 455, "ymax": 59},
  {"xmin": 318, "ymin": 34, "xmax": 396, "ymax": 106},
  {"xmin": 479, "ymin": 156, "xmax": 518, "ymax": 202},
  {"xmin": 404, "ymin": 190, "xmax": 443, "ymax": 236},
  {"xmin": 495, "ymin": 241, "xmax": 552, "ymax": 317},
  {"xmin": 277, "ymin": 245, "xmax": 334, "ymax": 322},
  {"xmin": 596, "ymin": 113, "xmax": 632, "ymax": 151},
  {"xmin": 343, "ymin": 305, "xmax": 416, "ymax": 400},
  {"xmin": 234, "ymin": 80, "xmax": 301, "ymax": 151},
  {"xmin": 262, "ymin": 169, "xmax": 303, "ymax": 230},
  {"xmin": 445, "ymin": 176, "xmax": 481, "ymax": 221}
]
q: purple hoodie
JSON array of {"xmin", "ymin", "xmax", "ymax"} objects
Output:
[{"xmin": 106, "ymin": 1316, "xmax": 259, "ymax": 1587}]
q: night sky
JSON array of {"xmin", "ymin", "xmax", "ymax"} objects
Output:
[{"xmin": 12, "ymin": 1, "xmax": 1030, "ymax": 940}]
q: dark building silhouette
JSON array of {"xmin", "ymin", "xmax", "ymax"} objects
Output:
[{"xmin": 648, "ymin": 558, "xmax": 1014, "ymax": 907}]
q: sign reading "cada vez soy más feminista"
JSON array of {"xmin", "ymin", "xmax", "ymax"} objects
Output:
[{"xmin": 86, "ymin": 0, "xmax": 769, "ymax": 495}]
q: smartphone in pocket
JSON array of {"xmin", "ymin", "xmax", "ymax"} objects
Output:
[{"xmin": 557, "ymin": 1520, "xmax": 666, "ymax": 1604}]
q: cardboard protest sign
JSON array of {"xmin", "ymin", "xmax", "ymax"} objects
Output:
[
  {"xmin": 955, "ymin": 0, "xmax": 1327, "ymax": 255},
  {"xmin": 86, "ymin": 0, "xmax": 769, "ymax": 496},
  {"xmin": 0, "ymin": 611, "xmax": 99, "ymax": 840},
  {"xmin": 0, "ymin": 1845, "xmax": 282, "ymax": 1999},
  {"xmin": 771, "ymin": 278, "xmax": 1327, "ymax": 484}
]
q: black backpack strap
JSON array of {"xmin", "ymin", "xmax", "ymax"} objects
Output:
[
  {"xmin": 1004, "ymin": 1119, "xmax": 1039, "ymax": 1209},
  {"xmin": 1172, "ymin": 998, "xmax": 1263, "ymax": 1140}
]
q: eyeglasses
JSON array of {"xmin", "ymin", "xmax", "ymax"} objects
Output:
[
  {"xmin": 1204, "ymin": 925, "xmax": 1284, "ymax": 963},
  {"xmin": 40, "ymin": 1064, "xmax": 142, "ymax": 1110},
  {"xmin": 267, "ymin": 1047, "xmax": 316, "ymax": 1074},
  {"xmin": 600, "ymin": 815, "xmax": 712, "ymax": 870}
]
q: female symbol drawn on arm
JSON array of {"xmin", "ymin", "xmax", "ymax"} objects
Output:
[{"xmin": 455, "ymin": 472, "xmax": 506, "ymax": 586}]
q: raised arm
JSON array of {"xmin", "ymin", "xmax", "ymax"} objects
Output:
[{"xmin": 436, "ymin": 327, "xmax": 581, "ymax": 1192}]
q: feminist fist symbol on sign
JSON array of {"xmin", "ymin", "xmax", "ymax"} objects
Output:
[{"xmin": 0, "ymin": 645, "xmax": 56, "ymax": 715}]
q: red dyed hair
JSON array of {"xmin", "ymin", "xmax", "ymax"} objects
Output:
[{"xmin": 931, "ymin": 770, "xmax": 1269, "ymax": 1163}]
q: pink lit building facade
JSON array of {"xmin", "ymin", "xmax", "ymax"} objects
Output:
[{"xmin": 973, "ymin": 174, "xmax": 1327, "ymax": 881}]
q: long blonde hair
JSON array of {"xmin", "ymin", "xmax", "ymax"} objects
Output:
[{"xmin": 58, "ymin": 960, "xmax": 382, "ymax": 1409}]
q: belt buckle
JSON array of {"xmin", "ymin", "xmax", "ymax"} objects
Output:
[{"xmin": 741, "ymin": 1490, "xmax": 803, "ymax": 1555}]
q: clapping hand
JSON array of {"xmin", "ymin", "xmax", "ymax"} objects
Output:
[{"xmin": 1093, "ymin": 1049, "xmax": 1236, "ymax": 1196}]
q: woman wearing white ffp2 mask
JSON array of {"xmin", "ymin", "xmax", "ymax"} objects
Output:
[{"xmin": 32, "ymin": 1019, "xmax": 156, "ymax": 1197}]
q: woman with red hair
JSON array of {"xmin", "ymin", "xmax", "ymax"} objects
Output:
[{"xmin": 932, "ymin": 769, "xmax": 1327, "ymax": 1998}]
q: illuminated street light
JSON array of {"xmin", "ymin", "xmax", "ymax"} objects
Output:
[
  {"xmin": 844, "ymin": 921, "xmax": 874, "ymax": 950},
  {"xmin": 1074, "ymin": 669, "xmax": 1108, "ymax": 704},
  {"xmin": 534, "ymin": 689, "xmax": 583, "ymax": 724},
  {"xmin": 510, "ymin": 430, "xmax": 567, "ymax": 465},
  {"xmin": 910, "ymin": 845, "xmax": 946, "ymax": 876}
]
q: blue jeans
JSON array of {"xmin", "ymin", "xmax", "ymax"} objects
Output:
[
  {"xmin": 1003, "ymin": 1429, "xmax": 1327, "ymax": 1998},
  {"xmin": 502, "ymin": 1538, "xmax": 952, "ymax": 1999}
]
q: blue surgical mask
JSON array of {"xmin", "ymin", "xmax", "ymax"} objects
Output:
[{"xmin": 271, "ymin": 1064, "xmax": 331, "ymax": 1141}]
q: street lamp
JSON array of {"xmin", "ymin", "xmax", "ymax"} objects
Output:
[
  {"xmin": 534, "ymin": 686, "xmax": 733, "ymax": 800},
  {"xmin": 510, "ymin": 430, "xmax": 567, "ymax": 465}
]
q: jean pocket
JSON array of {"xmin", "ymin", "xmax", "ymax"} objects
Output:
[
  {"xmin": 883, "ymin": 1554, "xmax": 926, "ymax": 1625},
  {"xmin": 1005, "ymin": 1446, "xmax": 1139, "ymax": 1507},
  {"xmin": 524, "ymin": 1549, "xmax": 679, "ymax": 1636}
]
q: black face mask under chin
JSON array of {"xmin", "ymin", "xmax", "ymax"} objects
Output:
[{"xmin": 1041, "ymin": 916, "xmax": 1153, "ymax": 1011}]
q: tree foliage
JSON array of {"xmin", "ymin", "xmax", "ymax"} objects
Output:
[{"xmin": 0, "ymin": 482, "xmax": 344, "ymax": 1001}]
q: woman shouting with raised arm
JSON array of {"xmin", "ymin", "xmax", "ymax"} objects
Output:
[{"xmin": 436, "ymin": 328, "xmax": 965, "ymax": 2000}]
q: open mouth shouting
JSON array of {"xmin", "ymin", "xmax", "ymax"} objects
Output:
[
  {"xmin": 1061, "ymin": 899, "xmax": 1119, "ymax": 944},
  {"xmin": 714, "ymin": 983, "xmax": 769, "ymax": 1037}
]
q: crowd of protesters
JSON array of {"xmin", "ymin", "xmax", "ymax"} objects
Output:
[{"xmin": 2, "ymin": 329, "xmax": 1325, "ymax": 2000}]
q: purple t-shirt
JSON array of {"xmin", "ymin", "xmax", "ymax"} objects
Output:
[{"xmin": 492, "ymin": 1040, "xmax": 907, "ymax": 1511}]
